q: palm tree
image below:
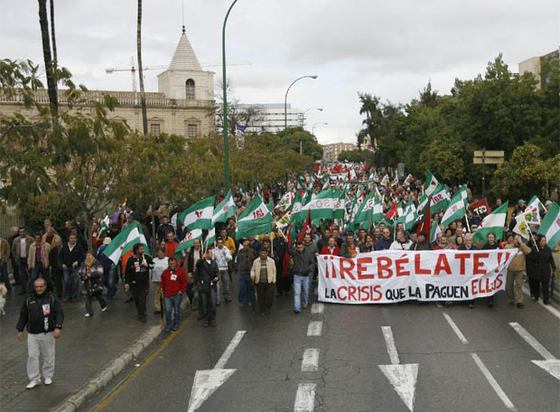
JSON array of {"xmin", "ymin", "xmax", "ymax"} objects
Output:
[
  {"xmin": 37, "ymin": 0, "xmax": 58, "ymax": 120},
  {"xmin": 49, "ymin": 0, "xmax": 58, "ymax": 90},
  {"xmin": 137, "ymin": 0, "xmax": 148, "ymax": 135}
]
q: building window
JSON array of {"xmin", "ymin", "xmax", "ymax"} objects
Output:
[
  {"xmin": 187, "ymin": 123, "xmax": 198, "ymax": 138},
  {"xmin": 150, "ymin": 123, "xmax": 161, "ymax": 136},
  {"xmin": 186, "ymin": 79, "xmax": 195, "ymax": 100}
]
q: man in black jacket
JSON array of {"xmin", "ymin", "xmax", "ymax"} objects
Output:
[
  {"xmin": 195, "ymin": 248, "xmax": 219, "ymax": 326},
  {"xmin": 481, "ymin": 232, "xmax": 499, "ymax": 307},
  {"xmin": 125, "ymin": 243, "xmax": 154, "ymax": 322},
  {"xmin": 16, "ymin": 277, "xmax": 64, "ymax": 389},
  {"xmin": 59, "ymin": 233, "xmax": 86, "ymax": 302}
]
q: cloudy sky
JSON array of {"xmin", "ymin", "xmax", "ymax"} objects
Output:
[{"xmin": 1, "ymin": 0, "xmax": 558, "ymax": 144}]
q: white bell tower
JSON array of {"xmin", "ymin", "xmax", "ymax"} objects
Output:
[{"xmin": 158, "ymin": 26, "xmax": 214, "ymax": 101}]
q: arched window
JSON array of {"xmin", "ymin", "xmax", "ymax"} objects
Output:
[{"xmin": 185, "ymin": 79, "xmax": 195, "ymax": 100}]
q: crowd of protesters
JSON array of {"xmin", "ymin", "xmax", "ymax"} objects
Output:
[{"xmin": 2, "ymin": 164, "xmax": 558, "ymax": 389}]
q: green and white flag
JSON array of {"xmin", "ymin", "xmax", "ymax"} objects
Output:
[
  {"xmin": 274, "ymin": 191, "xmax": 294, "ymax": 213},
  {"xmin": 205, "ymin": 227, "xmax": 216, "ymax": 247},
  {"xmin": 175, "ymin": 229, "xmax": 203, "ymax": 257},
  {"xmin": 371, "ymin": 197, "xmax": 384, "ymax": 223},
  {"xmin": 418, "ymin": 192, "xmax": 429, "ymax": 212},
  {"xmin": 236, "ymin": 195, "xmax": 273, "ymax": 239},
  {"xmin": 538, "ymin": 202, "xmax": 560, "ymax": 248},
  {"xmin": 473, "ymin": 202, "xmax": 509, "ymax": 244},
  {"xmin": 397, "ymin": 202, "xmax": 405, "ymax": 218},
  {"xmin": 290, "ymin": 193, "xmax": 305, "ymax": 224},
  {"xmin": 524, "ymin": 195, "xmax": 542, "ymax": 225},
  {"xmin": 441, "ymin": 189, "xmax": 467, "ymax": 228},
  {"xmin": 179, "ymin": 196, "xmax": 215, "ymax": 230},
  {"xmin": 299, "ymin": 189, "xmax": 339, "ymax": 221},
  {"xmin": 212, "ymin": 190, "xmax": 236, "ymax": 225},
  {"xmin": 99, "ymin": 215, "xmax": 110, "ymax": 235},
  {"xmin": 396, "ymin": 201, "xmax": 418, "ymax": 231},
  {"xmin": 431, "ymin": 223, "xmax": 442, "ymax": 243},
  {"xmin": 430, "ymin": 184, "xmax": 450, "ymax": 214},
  {"xmin": 332, "ymin": 189, "xmax": 346, "ymax": 220},
  {"xmin": 425, "ymin": 170, "xmax": 440, "ymax": 196},
  {"xmin": 103, "ymin": 221, "xmax": 149, "ymax": 264}
]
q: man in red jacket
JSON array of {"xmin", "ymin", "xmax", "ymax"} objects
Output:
[
  {"xmin": 160, "ymin": 257, "xmax": 187, "ymax": 332},
  {"xmin": 320, "ymin": 237, "xmax": 340, "ymax": 256}
]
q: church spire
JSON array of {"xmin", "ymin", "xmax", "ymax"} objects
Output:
[{"xmin": 168, "ymin": 28, "xmax": 202, "ymax": 71}]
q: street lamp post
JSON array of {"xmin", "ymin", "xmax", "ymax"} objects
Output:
[
  {"xmin": 312, "ymin": 122, "xmax": 328, "ymax": 135},
  {"xmin": 222, "ymin": 0, "xmax": 239, "ymax": 190},
  {"xmin": 283, "ymin": 74, "xmax": 317, "ymax": 171}
]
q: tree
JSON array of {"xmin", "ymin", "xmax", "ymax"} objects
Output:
[
  {"xmin": 37, "ymin": 0, "xmax": 58, "ymax": 121},
  {"xmin": 492, "ymin": 143, "xmax": 560, "ymax": 201},
  {"xmin": 417, "ymin": 137, "xmax": 465, "ymax": 182},
  {"xmin": 337, "ymin": 149, "xmax": 376, "ymax": 165},
  {"xmin": 137, "ymin": 0, "xmax": 148, "ymax": 135}
]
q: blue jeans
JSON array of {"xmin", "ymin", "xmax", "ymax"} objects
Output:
[
  {"xmin": 293, "ymin": 274, "xmax": 310, "ymax": 312},
  {"xmin": 238, "ymin": 272, "xmax": 253, "ymax": 305},
  {"xmin": 164, "ymin": 294, "xmax": 182, "ymax": 330},
  {"xmin": 104, "ymin": 266, "xmax": 116, "ymax": 298},
  {"xmin": 63, "ymin": 266, "xmax": 81, "ymax": 301}
]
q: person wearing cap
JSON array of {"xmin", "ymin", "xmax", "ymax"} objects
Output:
[{"xmin": 503, "ymin": 233, "xmax": 531, "ymax": 308}]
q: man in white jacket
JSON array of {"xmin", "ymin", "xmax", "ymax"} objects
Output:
[{"xmin": 212, "ymin": 238, "xmax": 232, "ymax": 304}]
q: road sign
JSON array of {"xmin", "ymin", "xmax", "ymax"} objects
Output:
[{"xmin": 473, "ymin": 150, "xmax": 504, "ymax": 164}]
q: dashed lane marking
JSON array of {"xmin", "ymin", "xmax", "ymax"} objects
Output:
[
  {"xmin": 311, "ymin": 303, "xmax": 324, "ymax": 314},
  {"xmin": 301, "ymin": 348, "xmax": 320, "ymax": 372},
  {"xmin": 471, "ymin": 353, "xmax": 517, "ymax": 411},
  {"xmin": 442, "ymin": 312, "xmax": 469, "ymax": 344},
  {"xmin": 294, "ymin": 383, "xmax": 316, "ymax": 412},
  {"xmin": 307, "ymin": 321, "xmax": 323, "ymax": 337}
]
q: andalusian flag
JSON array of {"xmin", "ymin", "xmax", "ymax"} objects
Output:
[
  {"xmin": 205, "ymin": 227, "xmax": 216, "ymax": 247},
  {"xmin": 179, "ymin": 196, "xmax": 215, "ymax": 230},
  {"xmin": 175, "ymin": 229, "xmax": 203, "ymax": 257},
  {"xmin": 538, "ymin": 202, "xmax": 560, "ymax": 248},
  {"xmin": 99, "ymin": 215, "xmax": 110, "ymax": 235},
  {"xmin": 441, "ymin": 189, "xmax": 467, "ymax": 228},
  {"xmin": 332, "ymin": 189, "xmax": 346, "ymax": 220},
  {"xmin": 425, "ymin": 170, "xmax": 440, "ymax": 196},
  {"xmin": 274, "ymin": 191, "xmax": 294, "ymax": 213},
  {"xmin": 103, "ymin": 221, "xmax": 150, "ymax": 264},
  {"xmin": 300, "ymin": 189, "xmax": 340, "ymax": 221},
  {"xmin": 430, "ymin": 184, "xmax": 450, "ymax": 214},
  {"xmin": 473, "ymin": 202, "xmax": 509, "ymax": 244},
  {"xmin": 418, "ymin": 192, "xmax": 429, "ymax": 212},
  {"xmin": 212, "ymin": 191, "xmax": 236, "ymax": 225},
  {"xmin": 371, "ymin": 197, "xmax": 384, "ymax": 223},
  {"xmin": 236, "ymin": 195, "xmax": 273, "ymax": 239},
  {"xmin": 524, "ymin": 195, "xmax": 542, "ymax": 225},
  {"xmin": 290, "ymin": 193, "xmax": 305, "ymax": 224},
  {"xmin": 402, "ymin": 202, "xmax": 419, "ymax": 231}
]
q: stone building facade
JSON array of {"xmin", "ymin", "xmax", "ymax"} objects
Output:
[{"xmin": 0, "ymin": 28, "xmax": 215, "ymax": 138}]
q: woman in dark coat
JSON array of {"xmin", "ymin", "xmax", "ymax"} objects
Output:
[{"xmin": 526, "ymin": 234, "xmax": 540, "ymax": 300}]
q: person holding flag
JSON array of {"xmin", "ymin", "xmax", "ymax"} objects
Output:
[
  {"xmin": 212, "ymin": 238, "xmax": 233, "ymax": 304},
  {"xmin": 503, "ymin": 233, "xmax": 531, "ymax": 308},
  {"xmin": 124, "ymin": 244, "xmax": 154, "ymax": 323}
]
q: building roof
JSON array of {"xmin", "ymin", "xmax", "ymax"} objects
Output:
[{"xmin": 167, "ymin": 27, "xmax": 202, "ymax": 72}]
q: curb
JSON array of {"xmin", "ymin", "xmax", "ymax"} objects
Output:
[{"xmin": 51, "ymin": 324, "xmax": 162, "ymax": 412}]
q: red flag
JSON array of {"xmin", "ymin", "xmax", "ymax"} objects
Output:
[
  {"xmin": 468, "ymin": 199, "xmax": 492, "ymax": 216},
  {"xmin": 415, "ymin": 200, "xmax": 431, "ymax": 237},
  {"xmin": 298, "ymin": 210, "xmax": 312, "ymax": 243},
  {"xmin": 384, "ymin": 202, "xmax": 398, "ymax": 220}
]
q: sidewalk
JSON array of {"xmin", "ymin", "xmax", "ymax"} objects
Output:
[{"xmin": 0, "ymin": 288, "xmax": 162, "ymax": 412}]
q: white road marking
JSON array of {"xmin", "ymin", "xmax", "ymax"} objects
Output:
[
  {"xmin": 382, "ymin": 326, "xmax": 400, "ymax": 365},
  {"xmin": 509, "ymin": 322, "xmax": 554, "ymax": 360},
  {"xmin": 187, "ymin": 330, "xmax": 247, "ymax": 412},
  {"xmin": 379, "ymin": 326, "xmax": 419, "ymax": 411},
  {"xmin": 522, "ymin": 286, "xmax": 560, "ymax": 320},
  {"xmin": 307, "ymin": 321, "xmax": 323, "ymax": 337},
  {"xmin": 471, "ymin": 353, "xmax": 516, "ymax": 411},
  {"xmin": 214, "ymin": 330, "xmax": 247, "ymax": 369},
  {"xmin": 301, "ymin": 348, "xmax": 320, "ymax": 372},
  {"xmin": 442, "ymin": 313, "xmax": 469, "ymax": 344},
  {"xmin": 294, "ymin": 383, "xmax": 316, "ymax": 412},
  {"xmin": 311, "ymin": 303, "xmax": 324, "ymax": 314}
]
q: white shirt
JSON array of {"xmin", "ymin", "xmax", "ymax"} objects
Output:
[
  {"xmin": 19, "ymin": 237, "xmax": 27, "ymax": 258},
  {"xmin": 212, "ymin": 246, "xmax": 232, "ymax": 270},
  {"xmin": 389, "ymin": 240, "xmax": 412, "ymax": 250},
  {"xmin": 151, "ymin": 257, "xmax": 169, "ymax": 282}
]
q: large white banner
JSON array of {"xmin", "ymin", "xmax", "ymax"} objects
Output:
[{"xmin": 318, "ymin": 249, "xmax": 517, "ymax": 304}]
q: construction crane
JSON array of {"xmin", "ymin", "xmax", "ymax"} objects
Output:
[{"xmin": 105, "ymin": 59, "xmax": 251, "ymax": 92}]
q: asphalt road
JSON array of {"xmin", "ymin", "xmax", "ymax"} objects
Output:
[{"xmin": 86, "ymin": 283, "xmax": 560, "ymax": 412}]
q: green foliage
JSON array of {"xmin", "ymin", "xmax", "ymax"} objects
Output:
[
  {"xmin": 492, "ymin": 143, "xmax": 560, "ymax": 200},
  {"xmin": 358, "ymin": 54, "xmax": 559, "ymax": 194},
  {"xmin": 337, "ymin": 149, "xmax": 376, "ymax": 165},
  {"xmin": 0, "ymin": 59, "xmax": 317, "ymax": 229}
]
